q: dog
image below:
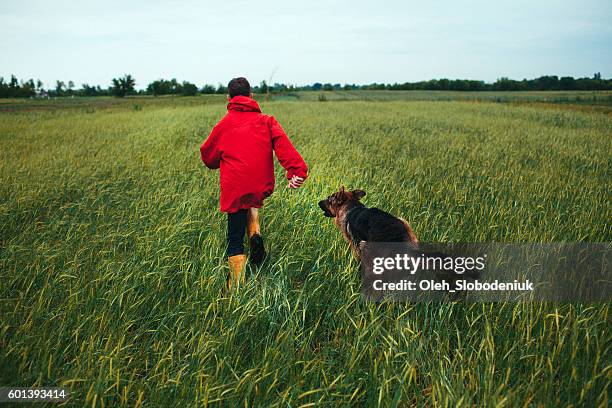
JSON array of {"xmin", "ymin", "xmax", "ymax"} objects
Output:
[
  {"xmin": 318, "ymin": 187, "xmax": 480, "ymax": 301},
  {"xmin": 318, "ymin": 187, "xmax": 418, "ymax": 259}
]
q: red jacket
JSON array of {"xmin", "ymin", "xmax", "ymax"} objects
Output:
[{"xmin": 200, "ymin": 95, "xmax": 308, "ymax": 213}]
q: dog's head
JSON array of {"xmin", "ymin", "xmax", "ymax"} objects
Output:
[{"xmin": 318, "ymin": 186, "xmax": 366, "ymax": 217}]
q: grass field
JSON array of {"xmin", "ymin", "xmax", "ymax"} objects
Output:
[{"xmin": 0, "ymin": 92, "xmax": 610, "ymax": 406}]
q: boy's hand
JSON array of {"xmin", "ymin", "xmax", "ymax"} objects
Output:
[{"xmin": 288, "ymin": 175, "xmax": 305, "ymax": 189}]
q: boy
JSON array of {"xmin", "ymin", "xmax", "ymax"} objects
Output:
[{"xmin": 200, "ymin": 77, "xmax": 308, "ymax": 288}]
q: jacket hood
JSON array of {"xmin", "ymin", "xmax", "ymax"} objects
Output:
[{"xmin": 227, "ymin": 95, "xmax": 261, "ymax": 113}]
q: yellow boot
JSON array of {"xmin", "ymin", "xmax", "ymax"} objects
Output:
[
  {"xmin": 227, "ymin": 254, "xmax": 247, "ymax": 289},
  {"xmin": 247, "ymin": 208, "xmax": 266, "ymax": 265}
]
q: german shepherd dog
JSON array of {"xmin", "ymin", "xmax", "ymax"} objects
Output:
[
  {"xmin": 318, "ymin": 187, "xmax": 418, "ymax": 259},
  {"xmin": 318, "ymin": 187, "xmax": 479, "ymax": 300}
]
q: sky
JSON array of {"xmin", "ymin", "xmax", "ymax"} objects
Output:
[{"xmin": 1, "ymin": 0, "xmax": 611, "ymax": 89}]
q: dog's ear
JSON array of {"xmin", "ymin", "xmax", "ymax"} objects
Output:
[
  {"xmin": 352, "ymin": 189, "xmax": 366, "ymax": 200},
  {"xmin": 339, "ymin": 186, "xmax": 346, "ymax": 193}
]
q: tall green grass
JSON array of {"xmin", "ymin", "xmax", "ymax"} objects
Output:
[{"xmin": 0, "ymin": 97, "xmax": 610, "ymax": 406}]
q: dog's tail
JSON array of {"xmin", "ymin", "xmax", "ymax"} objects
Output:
[{"xmin": 399, "ymin": 218, "xmax": 419, "ymax": 246}]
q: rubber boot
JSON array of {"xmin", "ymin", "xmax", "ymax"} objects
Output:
[
  {"xmin": 227, "ymin": 254, "xmax": 247, "ymax": 289},
  {"xmin": 247, "ymin": 208, "xmax": 266, "ymax": 265}
]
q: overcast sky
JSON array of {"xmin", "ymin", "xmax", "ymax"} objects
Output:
[{"xmin": 2, "ymin": 0, "xmax": 611, "ymax": 89}]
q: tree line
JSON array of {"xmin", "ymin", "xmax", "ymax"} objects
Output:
[
  {"xmin": 1, "ymin": 73, "xmax": 610, "ymax": 98},
  {"xmin": 0, "ymin": 75, "xmax": 225, "ymax": 98}
]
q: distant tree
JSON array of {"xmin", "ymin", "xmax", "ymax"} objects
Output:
[
  {"xmin": 200, "ymin": 84, "xmax": 216, "ymax": 94},
  {"xmin": 259, "ymin": 80, "xmax": 268, "ymax": 95},
  {"xmin": 81, "ymin": 84, "xmax": 92, "ymax": 96},
  {"xmin": 0, "ymin": 76, "xmax": 39, "ymax": 97},
  {"xmin": 494, "ymin": 77, "xmax": 517, "ymax": 91},
  {"xmin": 81, "ymin": 83, "xmax": 105, "ymax": 96},
  {"xmin": 531, "ymin": 75, "xmax": 559, "ymax": 91},
  {"xmin": 146, "ymin": 78, "xmax": 186, "ymax": 96},
  {"xmin": 181, "ymin": 81, "xmax": 198, "ymax": 96},
  {"xmin": 9, "ymin": 75, "xmax": 19, "ymax": 91},
  {"xmin": 55, "ymin": 80, "xmax": 65, "ymax": 96},
  {"xmin": 363, "ymin": 82, "xmax": 387, "ymax": 90},
  {"xmin": 12, "ymin": 79, "xmax": 36, "ymax": 98},
  {"xmin": 273, "ymin": 82, "xmax": 288, "ymax": 92},
  {"xmin": 215, "ymin": 84, "xmax": 227, "ymax": 94},
  {"xmin": 111, "ymin": 75, "xmax": 136, "ymax": 97},
  {"xmin": 559, "ymin": 76, "xmax": 576, "ymax": 90},
  {"xmin": 147, "ymin": 80, "xmax": 164, "ymax": 96},
  {"xmin": 67, "ymin": 80, "xmax": 75, "ymax": 95},
  {"xmin": 167, "ymin": 78, "xmax": 181, "ymax": 94},
  {"xmin": 24, "ymin": 79, "xmax": 36, "ymax": 97},
  {"xmin": 468, "ymin": 80, "xmax": 487, "ymax": 91}
]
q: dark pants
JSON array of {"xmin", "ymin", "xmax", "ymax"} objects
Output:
[{"xmin": 227, "ymin": 209, "xmax": 247, "ymax": 257}]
